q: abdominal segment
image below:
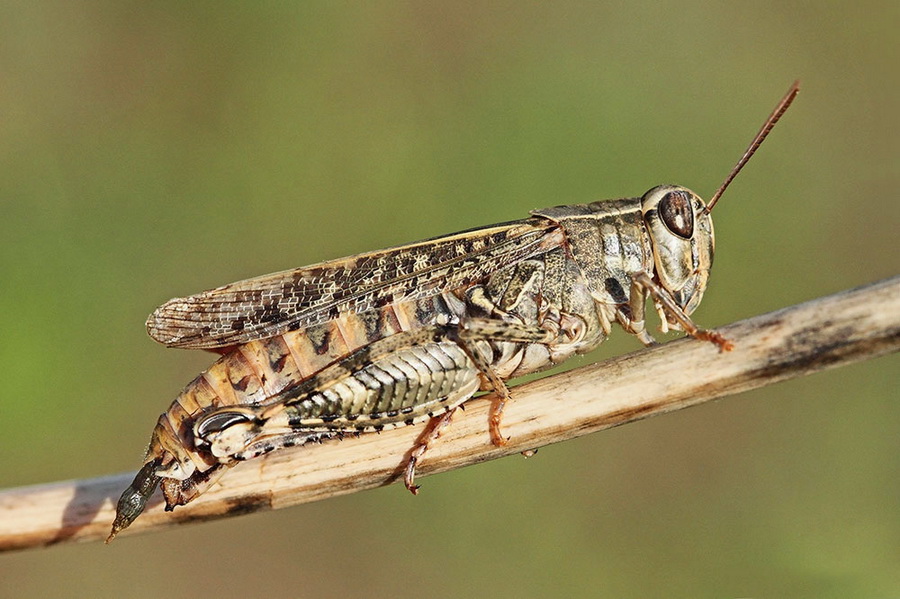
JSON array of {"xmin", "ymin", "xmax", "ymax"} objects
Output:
[{"xmin": 198, "ymin": 338, "xmax": 484, "ymax": 461}]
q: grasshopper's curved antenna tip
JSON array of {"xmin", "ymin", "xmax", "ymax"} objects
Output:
[{"xmin": 704, "ymin": 80, "xmax": 800, "ymax": 215}]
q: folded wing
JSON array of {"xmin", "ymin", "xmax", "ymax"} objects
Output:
[{"xmin": 147, "ymin": 219, "xmax": 561, "ymax": 349}]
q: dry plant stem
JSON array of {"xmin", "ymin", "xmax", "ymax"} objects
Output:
[{"xmin": 1, "ymin": 275, "xmax": 898, "ymax": 552}]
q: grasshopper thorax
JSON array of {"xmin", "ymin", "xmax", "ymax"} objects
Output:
[{"xmin": 641, "ymin": 185, "xmax": 714, "ymax": 316}]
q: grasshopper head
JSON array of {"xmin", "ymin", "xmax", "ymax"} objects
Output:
[
  {"xmin": 640, "ymin": 185, "xmax": 714, "ymax": 316},
  {"xmin": 639, "ymin": 82, "xmax": 801, "ymax": 320}
]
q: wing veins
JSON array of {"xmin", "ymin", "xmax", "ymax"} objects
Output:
[{"xmin": 147, "ymin": 221, "xmax": 559, "ymax": 349}]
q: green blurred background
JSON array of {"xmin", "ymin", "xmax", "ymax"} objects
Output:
[{"xmin": 1, "ymin": 2, "xmax": 897, "ymax": 597}]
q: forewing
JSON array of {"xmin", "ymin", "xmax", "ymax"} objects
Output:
[{"xmin": 147, "ymin": 219, "xmax": 562, "ymax": 349}]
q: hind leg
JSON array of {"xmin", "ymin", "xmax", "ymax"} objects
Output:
[{"xmin": 404, "ymin": 409, "xmax": 457, "ymax": 494}]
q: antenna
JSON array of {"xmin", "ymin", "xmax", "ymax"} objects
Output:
[{"xmin": 704, "ymin": 80, "xmax": 800, "ymax": 214}]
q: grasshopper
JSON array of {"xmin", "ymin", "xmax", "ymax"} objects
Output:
[{"xmin": 109, "ymin": 82, "xmax": 799, "ymax": 541}]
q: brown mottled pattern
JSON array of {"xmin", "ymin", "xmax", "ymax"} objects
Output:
[
  {"xmin": 281, "ymin": 322, "xmax": 349, "ymax": 378},
  {"xmin": 141, "ymin": 201, "xmax": 657, "ymax": 477},
  {"xmin": 533, "ymin": 198, "xmax": 652, "ymax": 305},
  {"xmin": 164, "ymin": 292, "xmax": 470, "ymax": 454},
  {"xmin": 147, "ymin": 220, "xmax": 558, "ymax": 350},
  {"xmin": 149, "ymin": 204, "xmax": 634, "ymax": 476},
  {"xmin": 236, "ymin": 338, "xmax": 302, "ymax": 398}
]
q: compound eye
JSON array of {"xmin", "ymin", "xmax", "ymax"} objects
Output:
[
  {"xmin": 195, "ymin": 410, "xmax": 252, "ymax": 440},
  {"xmin": 658, "ymin": 190, "xmax": 694, "ymax": 238}
]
